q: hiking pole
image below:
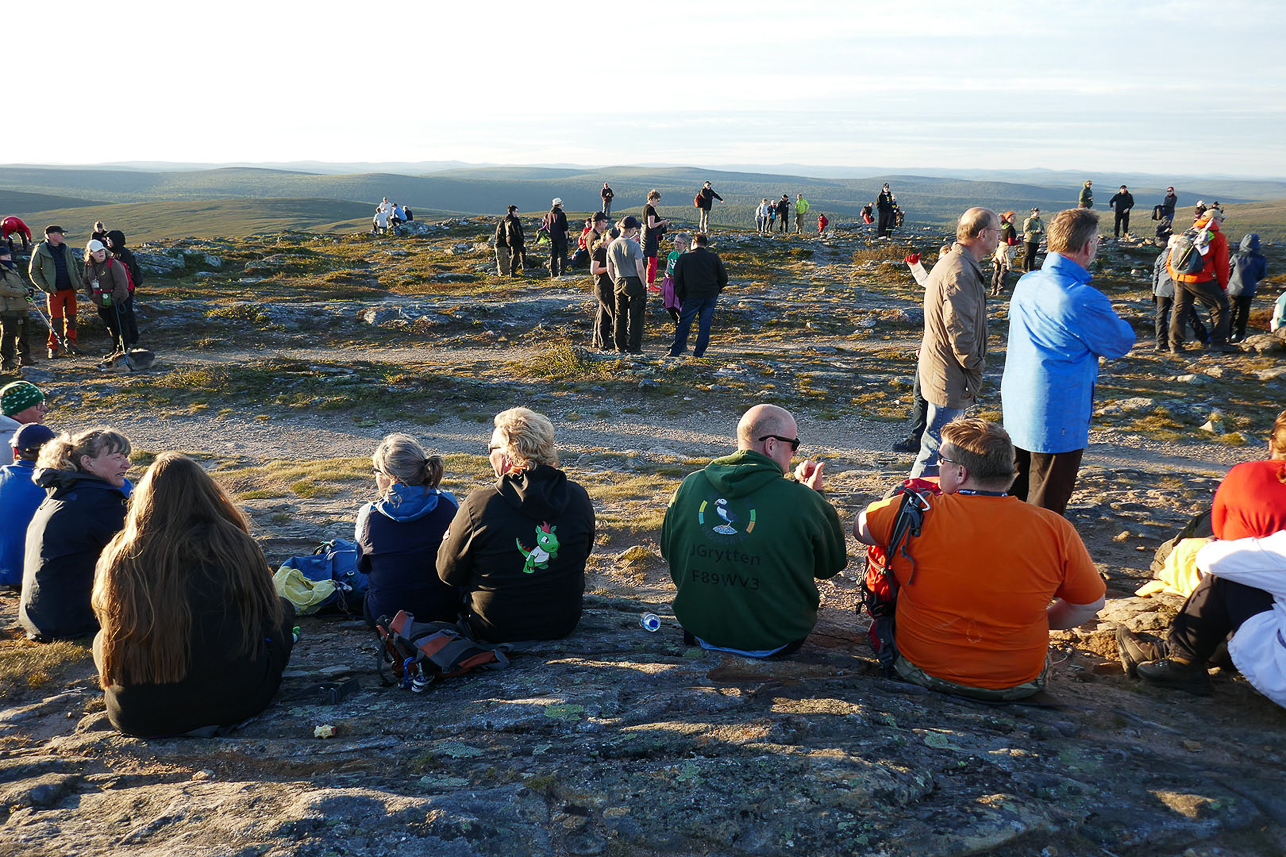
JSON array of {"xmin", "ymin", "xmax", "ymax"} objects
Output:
[
  {"xmin": 111, "ymin": 297, "xmax": 133, "ymax": 371},
  {"xmin": 27, "ymin": 293, "xmax": 66, "ymax": 352}
]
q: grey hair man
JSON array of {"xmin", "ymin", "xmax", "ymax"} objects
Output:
[{"xmin": 910, "ymin": 207, "xmax": 1000, "ymax": 478}]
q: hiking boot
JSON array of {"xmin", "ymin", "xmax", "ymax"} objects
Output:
[
  {"xmin": 891, "ymin": 436, "xmax": 921, "ymax": 454},
  {"xmin": 65, "ymin": 344, "xmax": 82, "ymax": 356},
  {"xmin": 1, "ymin": 362, "xmax": 18, "ymax": 372},
  {"xmin": 1136, "ymin": 657, "xmax": 1212, "ymax": 696},
  {"xmin": 47, "ymin": 347, "xmax": 60, "ymax": 359},
  {"xmin": 1115, "ymin": 626, "xmax": 1162, "ymax": 678}
]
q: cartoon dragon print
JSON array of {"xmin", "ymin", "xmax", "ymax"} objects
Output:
[{"xmin": 516, "ymin": 522, "xmax": 560, "ymax": 573}]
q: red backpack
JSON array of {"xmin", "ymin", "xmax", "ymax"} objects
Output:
[{"xmin": 860, "ymin": 478, "xmax": 939, "ymax": 676}]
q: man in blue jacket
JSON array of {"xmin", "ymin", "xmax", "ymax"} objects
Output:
[{"xmin": 1000, "ymin": 208, "xmax": 1135, "ymax": 515}]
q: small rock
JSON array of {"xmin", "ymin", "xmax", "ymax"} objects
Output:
[{"xmin": 1181, "ymin": 739, "xmax": 1202, "ymax": 752}]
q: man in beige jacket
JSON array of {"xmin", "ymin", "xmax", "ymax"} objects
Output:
[{"xmin": 911, "ymin": 207, "xmax": 999, "ymax": 477}]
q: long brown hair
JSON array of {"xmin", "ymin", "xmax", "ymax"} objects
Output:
[{"xmin": 92, "ymin": 453, "xmax": 282, "ymax": 686}]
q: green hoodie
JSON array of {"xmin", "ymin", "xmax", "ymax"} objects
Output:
[{"xmin": 660, "ymin": 449, "xmax": 847, "ymax": 652}]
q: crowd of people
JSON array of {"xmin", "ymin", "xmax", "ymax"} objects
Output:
[
  {"xmin": 0, "ymin": 220, "xmax": 145, "ymax": 370},
  {"xmin": 0, "ymin": 180, "xmax": 1283, "ymax": 739}
]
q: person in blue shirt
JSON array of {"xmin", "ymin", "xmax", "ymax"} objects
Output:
[
  {"xmin": 1000, "ymin": 208, "xmax": 1135, "ymax": 515},
  {"xmin": 0, "ymin": 423, "xmax": 57, "ymax": 586}
]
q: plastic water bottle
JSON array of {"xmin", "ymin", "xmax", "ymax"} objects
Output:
[{"xmin": 640, "ymin": 612, "xmax": 661, "ymax": 633}]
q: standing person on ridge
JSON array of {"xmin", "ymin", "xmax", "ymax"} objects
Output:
[
  {"xmin": 794, "ymin": 193, "xmax": 810, "ymax": 234},
  {"xmin": 695, "ymin": 181, "xmax": 723, "ymax": 234},
  {"xmin": 1001, "ymin": 208, "xmax": 1135, "ymax": 516},
  {"xmin": 641, "ymin": 190, "xmax": 669, "ymax": 292},
  {"xmin": 1227, "ymin": 233, "xmax": 1268, "ymax": 344},
  {"xmin": 1021, "ymin": 208, "xmax": 1044, "ymax": 272},
  {"xmin": 606, "ymin": 216, "xmax": 647, "ymax": 354},
  {"xmin": 0, "ymin": 246, "xmax": 34, "ymax": 370},
  {"xmin": 775, "ymin": 195, "xmax": 790, "ymax": 234},
  {"xmin": 544, "ymin": 199, "xmax": 570, "ymax": 279},
  {"xmin": 911, "ymin": 208, "xmax": 998, "ymax": 478},
  {"xmin": 600, "ymin": 182, "xmax": 614, "ymax": 217},
  {"xmin": 876, "ymin": 184, "xmax": 896, "ymax": 238},
  {"xmin": 28, "ymin": 226, "xmax": 83, "ymax": 358},
  {"xmin": 667, "ymin": 233, "xmax": 727, "ymax": 359},
  {"xmin": 1078, "ymin": 180, "xmax": 1093, "ymax": 209},
  {"xmin": 1168, "ymin": 207, "xmax": 1233, "ymax": 353},
  {"xmin": 1108, "ymin": 185, "xmax": 1135, "ymax": 239}
]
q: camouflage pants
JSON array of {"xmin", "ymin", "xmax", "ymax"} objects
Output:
[{"xmin": 894, "ymin": 654, "xmax": 1049, "ymax": 701}]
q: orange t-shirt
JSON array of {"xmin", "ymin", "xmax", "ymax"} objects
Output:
[{"xmin": 864, "ymin": 493, "xmax": 1104, "ymax": 689}]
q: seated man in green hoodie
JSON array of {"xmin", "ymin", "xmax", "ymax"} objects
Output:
[{"xmin": 661, "ymin": 404, "xmax": 848, "ymax": 657}]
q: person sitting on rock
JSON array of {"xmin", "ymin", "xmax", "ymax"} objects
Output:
[
  {"xmin": 21, "ymin": 427, "xmax": 133, "ymax": 641},
  {"xmin": 92, "ymin": 453, "xmax": 295, "ymax": 737},
  {"xmin": 436, "ymin": 408, "xmax": 595, "ymax": 643},
  {"xmin": 854, "ymin": 418, "xmax": 1105, "ymax": 700},
  {"xmin": 1120, "ymin": 409, "xmax": 1286, "ymax": 696},
  {"xmin": 661, "ymin": 404, "xmax": 847, "ymax": 657},
  {"xmin": 0, "ymin": 423, "xmax": 56, "ymax": 587},
  {"xmin": 357, "ymin": 433, "xmax": 460, "ymax": 626}
]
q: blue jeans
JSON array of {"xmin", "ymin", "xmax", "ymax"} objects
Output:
[
  {"xmin": 669, "ymin": 295, "xmax": 718, "ymax": 357},
  {"xmin": 910, "ymin": 402, "xmax": 965, "ymax": 478}
]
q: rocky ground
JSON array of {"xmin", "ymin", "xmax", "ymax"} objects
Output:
[{"xmin": 2, "ymin": 220, "xmax": 1285, "ymax": 856}]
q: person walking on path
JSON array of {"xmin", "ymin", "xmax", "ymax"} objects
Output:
[
  {"xmin": 667, "ymin": 233, "xmax": 727, "ymax": 358},
  {"xmin": 28, "ymin": 226, "xmax": 83, "ymax": 358},
  {"xmin": 876, "ymin": 184, "xmax": 896, "ymax": 237},
  {"xmin": 911, "ymin": 208, "xmax": 998, "ymax": 478},
  {"xmin": 601, "ymin": 183, "xmax": 614, "ymax": 216},
  {"xmin": 794, "ymin": 194, "xmax": 810, "ymax": 234},
  {"xmin": 695, "ymin": 181, "xmax": 723, "ymax": 233},
  {"xmin": 1108, "ymin": 185, "xmax": 1135, "ymax": 239},
  {"xmin": 544, "ymin": 199, "xmax": 570, "ymax": 279},
  {"xmin": 1001, "ymin": 208, "xmax": 1135, "ymax": 516},
  {"xmin": 1078, "ymin": 180, "xmax": 1093, "ymax": 209}
]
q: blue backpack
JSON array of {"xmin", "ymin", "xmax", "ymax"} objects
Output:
[{"xmin": 279, "ymin": 538, "xmax": 368, "ymax": 614}]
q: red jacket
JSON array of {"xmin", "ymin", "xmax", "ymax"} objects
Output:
[
  {"xmin": 1170, "ymin": 215, "xmax": 1230, "ymax": 289},
  {"xmin": 1, "ymin": 216, "xmax": 31, "ymax": 243}
]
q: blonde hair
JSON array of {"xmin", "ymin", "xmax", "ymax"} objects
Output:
[
  {"xmin": 373, "ymin": 433, "xmax": 444, "ymax": 488},
  {"xmin": 92, "ymin": 453, "xmax": 282, "ymax": 686},
  {"xmin": 647, "ymin": 189, "xmax": 661, "ymax": 202},
  {"xmin": 37, "ymin": 427, "xmax": 130, "ymax": 473},
  {"xmin": 493, "ymin": 407, "xmax": 558, "ymax": 470},
  {"xmin": 941, "ymin": 418, "xmax": 1017, "ymax": 490}
]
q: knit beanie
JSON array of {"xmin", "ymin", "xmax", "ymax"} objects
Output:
[{"xmin": 1, "ymin": 381, "xmax": 44, "ymax": 416}]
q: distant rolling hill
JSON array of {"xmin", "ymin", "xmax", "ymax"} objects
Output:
[{"xmin": 2, "ymin": 164, "xmax": 1283, "ymax": 242}]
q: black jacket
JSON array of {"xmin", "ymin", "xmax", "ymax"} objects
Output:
[
  {"xmin": 877, "ymin": 190, "xmax": 895, "ymax": 213},
  {"xmin": 673, "ymin": 246, "xmax": 728, "ymax": 301},
  {"xmin": 105, "ymin": 230, "xmax": 142, "ymax": 289},
  {"xmin": 20, "ymin": 469, "xmax": 128, "ymax": 640},
  {"xmin": 1163, "ymin": 193, "xmax": 1178, "ymax": 216},
  {"xmin": 436, "ymin": 465, "xmax": 594, "ymax": 642},
  {"xmin": 1109, "ymin": 191, "xmax": 1134, "ymax": 211},
  {"xmin": 545, "ymin": 208, "xmax": 569, "ymax": 243},
  {"xmin": 103, "ymin": 559, "xmax": 296, "ymax": 737},
  {"xmin": 697, "ymin": 187, "xmax": 722, "ymax": 210}
]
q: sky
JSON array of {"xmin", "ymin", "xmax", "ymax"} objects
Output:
[{"xmin": 12, "ymin": 0, "xmax": 1285, "ymax": 177}]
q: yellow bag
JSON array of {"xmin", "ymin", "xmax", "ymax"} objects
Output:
[
  {"xmin": 273, "ymin": 565, "xmax": 338, "ymax": 615},
  {"xmin": 1135, "ymin": 537, "xmax": 1207, "ymax": 598}
]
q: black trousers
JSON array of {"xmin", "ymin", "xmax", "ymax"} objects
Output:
[
  {"xmin": 549, "ymin": 238, "xmax": 569, "ymax": 278},
  {"xmin": 1114, "ymin": 209, "xmax": 1130, "ymax": 237},
  {"xmin": 1155, "ymin": 295, "xmax": 1208, "ymax": 347},
  {"xmin": 1022, "ymin": 241, "xmax": 1039, "ymax": 272},
  {"xmin": 1012, "ymin": 447, "xmax": 1084, "ymax": 517},
  {"xmin": 877, "ymin": 211, "xmax": 892, "ymax": 237},
  {"xmin": 1169, "ymin": 575, "xmax": 1274, "ymax": 664},
  {"xmin": 1171, "ymin": 278, "xmax": 1230, "ymax": 348},
  {"xmin": 593, "ymin": 279, "xmax": 615, "ymax": 349},
  {"xmin": 613, "ymin": 278, "xmax": 645, "ymax": 352},
  {"xmin": 904, "ymin": 371, "xmax": 927, "ymax": 444},
  {"xmin": 1229, "ymin": 295, "xmax": 1253, "ymax": 342}
]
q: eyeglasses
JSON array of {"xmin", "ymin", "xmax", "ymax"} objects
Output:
[
  {"xmin": 488, "ymin": 445, "xmax": 502, "ymax": 454},
  {"xmin": 372, "ymin": 468, "xmax": 387, "ymax": 477},
  {"xmin": 758, "ymin": 435, "xmax": 801, "ymax": 452},
  {"xmin": 938, "ymin": 454, "xmax": 965, "ymax": 468}
]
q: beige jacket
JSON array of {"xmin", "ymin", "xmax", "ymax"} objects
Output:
[
  {"xmin": 0, "ymin": 266, "xmax": 28, "ymax": 313},
  {"xmin": 918, "ymin": 244, "xmax": 988, "ymax": 408},
  {"xmin": 82, "ymin": 257, "xmax": 130, "ymax": 307}
]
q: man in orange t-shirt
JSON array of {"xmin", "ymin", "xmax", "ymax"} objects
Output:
[{"xmin": 855, "ymin": 418, "xmax": 1106, "ymax": 700}]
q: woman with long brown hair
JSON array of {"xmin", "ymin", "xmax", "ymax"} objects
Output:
[{"xmin": 92, "ymin": 453, "xmax": 295, "ymax": 737}]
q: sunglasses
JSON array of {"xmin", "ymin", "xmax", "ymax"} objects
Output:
[{"xmin": 758, "ymin": 434, "xmax": 801, "ymax": 452}]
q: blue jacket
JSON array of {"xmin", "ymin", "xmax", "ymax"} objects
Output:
[
  {"xmin": 0, "ymin": 461, "xmax": 44, "ymax": 585},
  {"xmin": 1228, "ymin": 234, "xmax": 1267, "ymax": 297},
  {"xmin": 355, "ymin": 483, "xmax": 459, "ymax": 625},
  {"xmin": 1001, "ymin": 253, "xmax": 1136, "ymax": 454}
]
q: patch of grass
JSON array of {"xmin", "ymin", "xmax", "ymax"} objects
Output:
[
  {"xmin": 214, "ymin": 456, "xmax": 370, "ymax": 501},
  {"xmin": 851, "ymin": 244, "xmax": 917, "ymax": 264},
  {"xmin": 505, "ymin": 343, "xmax": 623, "ymax": 383},
  {"xmin": 0, "ymin": 638, "xmax": 90, "ymax": 700}
]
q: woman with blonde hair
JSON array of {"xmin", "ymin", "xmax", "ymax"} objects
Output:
[
  {"xmin": 92, "ymin": 453, "xmax": 294, "ymax": 737},
  {"xmin": 20, "ymin": 427, "xmax": 132, "ymax": 641},
  {"xmin": 437, "ymin": 408, "xmax": 595, "ymax": 642},
  {"xmin": 357, "ymin": 433, "xmax": 459, "ymax": 625}
]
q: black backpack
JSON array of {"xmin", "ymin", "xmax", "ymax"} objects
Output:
[{"xmin": 375, "ymin": 610, "xmax": 512, "ymax": 691}]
